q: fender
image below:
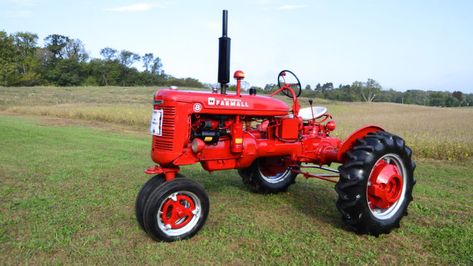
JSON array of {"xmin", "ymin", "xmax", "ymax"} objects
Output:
[{"xmin": 337, "ymin": 125, "xmax": 384, "ymax": 162}]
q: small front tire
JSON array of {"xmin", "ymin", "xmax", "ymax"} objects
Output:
[
  {"xmin": 135, "ymin": 173, "xmax": 183, "ymax": 232},
  {"xmin": 142, "ymin": 178, "xmax": 209, "ymax": 242}
]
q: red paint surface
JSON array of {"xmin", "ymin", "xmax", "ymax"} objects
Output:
[
  {"xmin": 368, "ymin": 160, "xmax": 403, "ymax": 209},
  {"xmin": 148, "ymin": 87, "xmax": 385, "ymax": 180}
]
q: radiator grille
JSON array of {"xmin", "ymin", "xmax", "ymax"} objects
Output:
[{"xmin": 153, "ymin": 106, "xmax": 175, "ymax": 151}]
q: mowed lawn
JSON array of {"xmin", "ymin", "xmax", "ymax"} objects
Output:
[{"xmin": 0, "ymin": 115, "xmax": 472, "ymax": 265}]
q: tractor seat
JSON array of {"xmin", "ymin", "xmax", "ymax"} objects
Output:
[{"xmin": 298, "ymin": 106, "xmax": 328, "ymax": 121}]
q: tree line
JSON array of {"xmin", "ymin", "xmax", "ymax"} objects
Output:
[
  {"xmin": 0, "ymin": 31, "xmax": 203, "ymax": 87},
  {"xmin": 2, "ymin": 31, "xmax": 471, "ymax": 107},
  {"xmin": 261, "ymin": 79, "xmax": 473, "ymax": 107}
]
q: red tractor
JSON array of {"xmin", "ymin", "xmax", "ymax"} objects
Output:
[{"xmin": 136, "ymin": 10, "xmax": 415, "ymax": 242}]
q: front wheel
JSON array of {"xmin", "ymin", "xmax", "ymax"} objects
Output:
[
  {"xmin": 135, "ymin": 173, "xmax": 184, "ymax": 232},
  {"xmin": 335, "ymin": 131, "xmax": 416, "ymax": 236},
  {"xmin": 142, "ymin": 178, "xmax": 209, "ymax": 242},
  {"xmin": 239, "ymin": 157, "xmax": 298, "ymax": 193}
]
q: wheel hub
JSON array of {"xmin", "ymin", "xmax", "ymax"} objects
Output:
[
  {"xmin": 161, "ymin": 194, "xmax": 196, "ymax": 229},
  {"xmin": 368, "ymin": 159, "xmax": 403, "ymax": 210}
]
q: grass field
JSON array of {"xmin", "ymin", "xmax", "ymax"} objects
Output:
[{"xmin": 1, "ymin": 86, "xmax": 473, "ymax": 264}]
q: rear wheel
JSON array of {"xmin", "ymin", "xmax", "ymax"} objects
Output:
[
  {"xmin": 239, "ymin": 157, "xmax": 298, "ymax": 193},
  {"xmin": 143, "ymin": 178, "xmax": 209, "ymax": 242},
  {"xmin": 335, "ymin": 131, "xmax": 416, "ymax": 236}
]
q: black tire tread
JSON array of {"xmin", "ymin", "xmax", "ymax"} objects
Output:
[
  {"xmin": 135, "ymin": 173, "xmax": 184, "ymax": 232},
  {"xmin": 335, "ymin": 131, "xmax": 416, "ymax": 236}
]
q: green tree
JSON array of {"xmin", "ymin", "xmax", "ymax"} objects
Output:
[
  {"xmin": 119, "ymin": 50, "xmax": 140, "ymax": 67},
  {"xmin": 264, "ymin": 83, "xmax": 277, "ymax": 92},
  {"xmin": 118, "ymin": 50, "xmax": 140, "ymax": 86},
  {"xmin": 465, "ymin": 94, "xmax": 473, "ymax": 106},
  {"xmin": 12, "ymin": 32, "xmax": 40, "ymax": 85},
  {"xmin": 301, "ymin": 84, "xmax": 316, "ymax": 98},
  {"xmin": 0, "ymin": 31, "xmax": 19, "ymax": 85},
  {"xmin": 143, "ymin": 53, "xmax": 154, "ymax": 72},
  {"xmin": 360, "ymin": 79, "xmax": 381, "ymax": 102},
  {"xmin": 63, "ymin": 39, "xmax": 88, "ymax": 62},
  {"xmin": 54, "ymin": 59, "xmax": 86, "ymax": 86},
  {"xmin": 100, "ymin": 47, "xmax": 117, "ymax": 61},
  {"xmin": 97, "ymin": 48, "xmax": 120, "ymax": 86},
  {"xmin": 452, "ymin": 91, "xmax": 464, "ymax": 105},
  {"xmin": 151, "ymin": 57, "xmax": 163, "ymax": 75},
  {"xmin": 429, "ymin": 92, "xmax": 447, "ymax": 106},
  {"xmin": 44, "ymin": 34, "xmax": 70, "ymax": 59},
  {"xmin": 13, "ymin": 32, "xmax": 38, "ymax": 72}
]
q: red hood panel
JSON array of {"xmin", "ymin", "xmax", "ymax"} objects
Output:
[{"xmin": 155, "ymin": 89, "xmax": 289, "ymax": 116}]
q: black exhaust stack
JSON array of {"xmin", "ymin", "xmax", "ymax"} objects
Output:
[{"xmin": 218, "ymin": 10, "xmax": 231, "ymax": 94}]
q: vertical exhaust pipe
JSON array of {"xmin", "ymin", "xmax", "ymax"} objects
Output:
[{"xmin": 218, "ymin": 10, "xmax": 231, "ymax": 94}]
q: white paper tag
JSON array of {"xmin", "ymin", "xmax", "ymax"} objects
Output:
[{"xmin": 149, "ymin": 109, "xmax": 163, "ymax": 136}]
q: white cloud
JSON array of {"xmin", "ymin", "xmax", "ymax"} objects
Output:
[
  {"xmin": 106, "ymin": 3, "xmax": 164, "ymax": 12},
  {"xmin": 277, "ymin": 4, "xmax": 306, "ymax": 10}
]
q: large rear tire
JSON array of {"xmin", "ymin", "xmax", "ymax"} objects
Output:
[
  {"xmin": 239, "ymin": 157, "xmax": 297, "ymax": 193},
  {"xmin": 335, "ymin": 131, "xmax": 416, "ymax": 236},
  {"xmin": 142, "ymin": 178, "xmax": 209, "ymax": 242}
]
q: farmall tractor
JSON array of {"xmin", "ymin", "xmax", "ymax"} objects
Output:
[{"xmin": 136, "ymin": 10, "xmax": 415, "ymax": 242}]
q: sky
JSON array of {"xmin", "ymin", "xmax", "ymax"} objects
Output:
[{"xmin": 1, "ymin": 0, "xmax": 472, "ymax": 92}]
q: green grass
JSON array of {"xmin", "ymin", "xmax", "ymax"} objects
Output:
[{"xmin": 0, "ymin": 115, "xmax": 472, "ymax": 264}]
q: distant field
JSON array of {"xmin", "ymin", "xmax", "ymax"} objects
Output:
[
  {"xmin": 1, "ymin": 86, "xmax": 472, "ymax": 160},
  {"xmin": 0, "ymin": 115, "xmax": 471, "ymax": 265}
]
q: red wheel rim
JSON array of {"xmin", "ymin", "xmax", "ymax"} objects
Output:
[
  {"xmin": 258, "ymin": 157, "xmax": 290, "ymax": 179},
  {"xmin": 160, "ymin": 194, "xmax": 196, "ymax": 229},
  {"xmin": 368, "ymin": 156, "xmax": 404, "ymax": 211}
]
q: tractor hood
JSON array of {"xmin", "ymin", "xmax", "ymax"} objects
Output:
[{"xmin": 155, "ymin": 88, "xmax": 289, "ymax": 116}]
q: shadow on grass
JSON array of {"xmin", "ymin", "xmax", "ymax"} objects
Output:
[
  {"xmin": 282, "ymin": 179, "xmax": 345, "ymax": 231},
  {"xmin": 182, "ymin": 167, "xmax": 345, "ymax": 231}
]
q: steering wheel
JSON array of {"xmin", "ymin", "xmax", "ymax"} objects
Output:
[{"xmin": 277, "ymin": 70, "xmax": 302, "ymax": 98}]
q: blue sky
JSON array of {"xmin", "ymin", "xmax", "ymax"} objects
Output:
[{"xmin": 1, "ymin": 0, "xmax": 472, "ymax": 92}]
